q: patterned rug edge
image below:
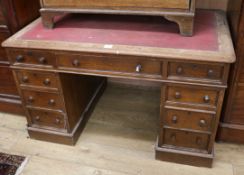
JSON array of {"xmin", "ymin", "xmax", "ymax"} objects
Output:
[
  {"xmin": 0, "ymin": 152, "xmax": 28, "ymax": 175},
  {"xmin": 15, "ymin": 156, "xmax": 29, "ymax": 175}
]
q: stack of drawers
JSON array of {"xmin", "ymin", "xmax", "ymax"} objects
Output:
[
  {"xmin": 9, "ymin": 49, "xmax": 105, "ymax": 145},
  {"xmin": 16, "ymin": 70, "xmax": 67, "ymax": 132},
  {"xmin": 157, "ymin": 61, "xmax": 228, "ymax": 167},
  {"xmin": 11, "ymin": 50, "xmax": 69, "ymax": 133}
]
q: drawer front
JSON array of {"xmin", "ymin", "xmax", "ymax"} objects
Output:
[
  {"xmin": 163, "ymin": 129, "xmax": 209, "ymax": 150},
  {"xmin": 0, "ymin": 10, "xmax": 5, "ymax": 25},
  {"xmin": 239, "ymin": 67, "xmax": 244, "ymax": 83},
  {"xmin": 239, "ymin": 73, "xmax": 244, "ymax": 83},
  {"xmin": 8, "ymin": 49, "xmax": 55, "ymax": 67},
  {"xmin": 168, "ymin": 62, "xmax": 224, "ymax": 82},
  {"xmin": 57, "ymin": 54, "xmax": 162, "ymax": 76},
  {"xmin": 22, "ymin": 90, "xmax": 64, "ymax": 111},
  {"xmin": 0, "ymin": 66, "xmax": 19, "ymax": 95},
  {"xmin": 0, "ymin": 30, "xmax": 10, "ymax": 62},
  {"xmin": 228, "ymin": 86, "xmax": 244, "ymax": 124},
  {"xmin": 166, "ymin": 86, "xmax": 218, "ymax": 107},
  {"xmin": 16, "ymin": 70, "xmax": 59, "ymax": 89},
  {"xmin": 42, "ymin": 0, "xmax": 190, "ymax": 9},
  {"xmin": 163, "ymin": 109, "xmax": 214, "ymax": 132},
  {"xmin": 28, "ymin": 109, "xmax": 66, "ymax": 130}
]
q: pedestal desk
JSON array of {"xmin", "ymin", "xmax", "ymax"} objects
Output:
[{"xmin": 2, "ymin": 11, "xmax": 235, "ymax": 167}]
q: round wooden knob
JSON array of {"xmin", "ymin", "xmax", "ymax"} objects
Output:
[
  {"xmin": 43, "ymin": 78, "xmax": 51, "ymax": 86},
  {"xmin": 16, "ymin": 55, "xmax": 24, "ymax": 62},
  {"xmin": 48, "ymin": 99, "xmax": 55, "ymax": 106},
  {"xmin": 175, "ymin": 92, "xmax": 181, "ymax": 99},
  {"xmin": 196, "ymin": 137, "xmax": 202, "ymax": 145},
  {"xmin": 203, "ymin": 95, "xmax": 210, "ymax": 103},
  {"xmin": 22, "ymin": 76, "xmax": 29, "ymax": 83},
  {"xmin": 39, "ymin": 57, "xmax": 47, "ymax": 64},
  {"xmin": 72, "ymin": 59, "xmax": 80, "ymax": 67},
  {"xmin": 35, "ymin": 116, "xmax": 40, "ymax": 121},
  {"xmin": 176, "ymin": 66, "xmax": 183, "ymax": 75},
  {"xmin": 192, "ymin": 64, "xmax": 198, "ymax": 69},
  {"xmin": 207, "ymin": 69, "xmax": 214, "ymax": 77},
  {"xmin": 172, "ymin": 116, "xmax": 178, "ymax": 124},
  {"xmin": 199, "ymin": 119, "xmax": 207, "ymax": 127},
  {"xmin": 135, "ymin": 64, "xmax": 142, "ymax": 73},
  {"xmin": 55, "ymin": 118, "xmax": 61, "ymax": 124},
  {"xmin": 27, "ymin": 96, "xmax": 34, "ymax": 103}
]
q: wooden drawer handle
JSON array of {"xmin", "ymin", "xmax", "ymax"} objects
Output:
[
  {"xmin": 207, "ymin": 69, "xmax": 214, "ymax": 77},
  {"xmin": 16, "ymin": 55, "xmax": 24, "ymax": 62},
  {"xmin": 135, "ymin": 64, "xmax": 142, "ymax": 73},
  {"xmin": 43, "ymin": 78, "xmax": 51, "ymax": 86},
  {"xmin": 203, "ymin": 95, "xmax": 210, "ymax": 103},
  {"xmin": 55, "ymin": 118, "xmax": 61, "ymax": 124},
  {"xmin": 39, "ymin": 57, "xmax": 47, "ymax": 64},
  {"xmin": 192, "ymin": 64, "xmax": 198, "ymax": 69},
  {"xmin": 176, "ymin": 66, "xmax": 183, "ymax": 75},
  {"xmin": 175, "ymin": 92, "xmax": 181, "ymax": 99},
  {"xmin": 72, "ymin": 59, "xmax": 80, "ymax": 67},
  {"xmin": 199, "ymin": 119, "xmax": 207, "ymax": 127},
  {"xmin": 48, "ymin": 99, "xmax": 55, "ymax": 106},
  {"xmin": 172, "ymin": 116, "xmax": 178, "ymax": 124},
  {"xmin": 35, "ymin": 116, "xmax": 40, "ymax": 121},
  {"xmin": 22, "ymin": 76, "xmax": 29, "ymax": 83},
  {"xmin": 27, "ymin": 96, "xmax": 34, "ymax": 103}
]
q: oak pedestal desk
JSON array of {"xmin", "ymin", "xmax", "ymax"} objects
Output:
[{"xmin": 2, "ymin": 11, "xmax": 235, "ymax": 167}]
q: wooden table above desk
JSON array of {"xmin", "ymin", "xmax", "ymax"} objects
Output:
[{"xmin": 2, "ymin": 10, "xmax": 235, "ymax": 167}]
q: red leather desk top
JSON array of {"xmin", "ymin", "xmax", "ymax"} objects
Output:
[{"xmin": 21, "ymin": 11, "xmax": 218, "ymax": 51}]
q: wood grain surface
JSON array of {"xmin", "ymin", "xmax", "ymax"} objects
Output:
[{"xmin": 196, "ymin": 0, "xmax": 228, "ymax": 10}]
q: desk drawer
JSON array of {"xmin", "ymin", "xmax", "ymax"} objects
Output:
[
  {"xmin": 162, "ymin": 128, "xmax": 210, "ymax": 151},
  {"xmin": 0, "ymin": 30, "xmax": 10, "ymax": 62},
  {"xmin": 15, "ymin": 70, "xmax": 59, "ymax": 90},
  {"xmin": 238, "ymin": 67, "xmax": 244, "ymax": 83},
  {"xmin": 168, "ymin": 62, "xmax": 224, "ymax": 82},
  {"xmin": 162, "ymin": 109, "xmax": 214, "ymax": 132},
  {"xmin": 0, "ymin": 10, "xmax": 6, "ymax": 25},
  {"xmin": 28, "ymin": 109, "xmax": 66, "ymax": 131},
  {"xmin": 42, "ymin": 0, "xmax": 190, "ymax": 10},
  {"xmin": 8, "ymin": 49, "xmax": 56, "ymax": 67},
  {"xmin": 22, "ymin": 90, "xmax": 64, "ymax": 111},
  {"xmin": 57, "ymin": 54, "xmax": 162, "ymax": 76},
  {"xmin": 166, "ymin": 86, "xmax": 218, "ymax": 107}
]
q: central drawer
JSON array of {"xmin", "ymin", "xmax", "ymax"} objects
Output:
[
  {"xmin": 57, "ymin": 54, "xmax": 162, "ymax": 76},
  {"xmin": 22, "ymin": 90, "xmax": 65, "ymax": 111},
  {"xmin": 42, "ymin": 0, "xmax": 190, "ymax": 9}
]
